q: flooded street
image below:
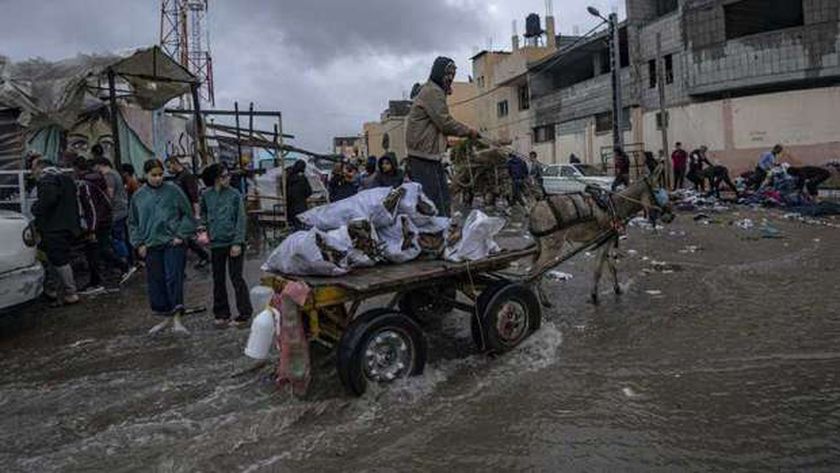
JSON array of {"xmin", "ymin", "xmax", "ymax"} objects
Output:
[{"xmin": 2, "ymin": 207, "xmax": 840, "ymax": 472}]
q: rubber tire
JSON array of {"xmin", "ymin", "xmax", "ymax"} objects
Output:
[
  {"xmin": 398, "ymin": 286, "xmax": 456, "ymax": 323},
  {"xmin": 471, "ymin": 282, "xmax": 542, "ymax": 354},
  {"xmin": 337, "ymin": 309, "xmax": 427, "ymax": 396}
]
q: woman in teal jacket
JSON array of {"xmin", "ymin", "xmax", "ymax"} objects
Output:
[
  {"xmin": 129, "ymin": 159, "xmax": 196, "ymax": 334},
  {"xmin": 200, "ymin": 163, "xmax": 252, "ymax": 328}
]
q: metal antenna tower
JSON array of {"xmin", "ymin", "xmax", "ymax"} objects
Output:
[{"xmin": 159, "ymin": 0, "xmax": 215, "ymax": 106}]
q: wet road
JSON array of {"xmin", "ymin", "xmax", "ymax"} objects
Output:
[{"xmin": 1, "ymin": 207, "xmax": 839, "ymax": 472}]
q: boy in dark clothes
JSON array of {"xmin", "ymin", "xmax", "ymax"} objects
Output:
[
  {"xmin": 328, "ymin": 162, "xmax": 359, "ymax": 202},
  {"xmin": 285, "ymin": 160, "xmax": 312, "ymax": 230},
  {"xmin": 372, "ymin": 154, "xmax": 404, "ymax": 188}
]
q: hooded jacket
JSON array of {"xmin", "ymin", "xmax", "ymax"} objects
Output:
[
  {"xmin": 405, "ymin": 58, "xmax": 472, "ymax": 161},
  {"xmin": 31, "ymin": 168, "xmax": 81, "ymax": 236},
  {"xmin": 372, "ymin": 155, "xmax": 404, "ymax": 188},
  {"xmin": 200, "ymin": 185, "xmax": 246, "ymax": 248},
  {"xmin": 285, "ymin": 160, "xmax": 312, "ymax": 218}
]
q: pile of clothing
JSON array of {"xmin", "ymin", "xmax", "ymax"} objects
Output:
[{"xmin": 263, "ymin": 183, "xmax": 505, "ymax": 276}]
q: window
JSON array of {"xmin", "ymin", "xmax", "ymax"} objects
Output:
[
  {"xmin": 655, "ymin": 0, "xmax": 678, "ymax": 17},
  {"xmin": 595, "ymin": 112, "xmax": 613, "ymax": 133},
  {"xmin": 560, "ymin": 166, "xmax": 577, "ymax": 177},
  {"xmin": 595, "ymin": 109, "xmax": 631, "ymax": 133},
  {"xmin": 518, "ymin": 85, "xmax": 530, "ymax": 111},
  {"xmin": 665, "ymin": 54, "xmax": 674, "ymax": 84},
  {"xmin": 543, "ymin": 166, "xmax": 559, "ymax": 177},
  {"xmin": 497, "ymin": 100, "xmax": 509, "ymax": 118},
  {"xmin": 533, "ymin": 125, "xmax": 555, "ymax": 143},
  {"xmin": 725, "ymin": 0, "xmax": 804, "ymax": 40},
  {"xmin": 648, "ymin": 59, "xmax": 657, "ymax": 89},
  {"xmin": 656, "ymin": 111, "xmax": 670, "ymax": 130},
  {"xmin": 477, "ymin": 76, "xmax": 485, "ymax": 89}
]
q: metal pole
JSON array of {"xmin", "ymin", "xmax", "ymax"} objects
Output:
[
  {"xmin": 234, "ymin": 101, "xmax": 243, "ymax": 170},
  {"xmin": 107, "ymin": 68, "xmax": 123, "ymax": 167},
  {"xmin": 656, "ymin": 33, "xmax": 671, "ymax": 189},
  {"xmin": 190, "ymin": 83, "xmax": 207, "ymax": 171},
  {"xmin": 609, "ymin": 13, "xmax": 624, "ymax": 151}
]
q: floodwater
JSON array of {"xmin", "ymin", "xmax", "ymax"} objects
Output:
[{"xmin": 1, "ymin": 208, "xmax": 839, "ymax": 472}]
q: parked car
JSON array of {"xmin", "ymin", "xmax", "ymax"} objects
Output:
[
  {"xmin": 542, "ymin": 163, "xmax": 615, "ymax": 195},
  {"xmin": 0, "ymin": 210, "xmax": 43, "ymax": 312}
]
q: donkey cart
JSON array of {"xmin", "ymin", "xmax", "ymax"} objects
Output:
[{"xmin": 260, "ymin": 239, "xmax": 542, "ymax": 396}]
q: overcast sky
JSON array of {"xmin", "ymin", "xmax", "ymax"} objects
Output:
[{"xmin": 0, "ymin": 0, "xmax": 623, "ymax": 153}]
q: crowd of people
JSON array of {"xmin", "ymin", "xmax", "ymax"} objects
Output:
[{"xmin": 27, "ymin": 148, "xmax": 253, "ymax": 335}]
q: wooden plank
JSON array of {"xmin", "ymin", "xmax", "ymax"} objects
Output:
[{"xmin": 267, "ymin": 242, "xmax": 537, "ymax": 293}]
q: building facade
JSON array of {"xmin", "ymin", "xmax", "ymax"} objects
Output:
[
  {"xmin": 530, "ymin": 0, "xmax": 840, "ymax": 173},
  {"xmin": 470, "ymin": 12, "xmax": 559, "ymax": 159},
  {"xmin": 332, "ymin": 136, "xmax": 363, "ymax": 160}
]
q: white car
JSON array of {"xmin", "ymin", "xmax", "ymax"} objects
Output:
[
  {"xmin": 542, "ymin": 163, "xmax": 615, "ymax": 195},
  {"xmin": 0, "ymin": 210, "xmax": 44, "ymax": 311}
]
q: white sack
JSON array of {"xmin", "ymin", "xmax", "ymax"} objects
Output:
[
  {"xmin": 398, "ymin": 182, "xmax": 438, "ymax": 226},
  {"xmin": 325, "ymin": 223, "xmax": 377, "ymax": 268},
  {"xmin": 261, "ymin": 230, "xmax": 348, "ymax": 277},
  {"xmin": 377, "ymin": 215, "xmax": 422, "ymax": 263},
  {"xmin": 444, "ymin": 210, "xmax": 505, "ymax": 262},
  {"xmin": 298, "ymin": 187, "xmax": 399, "ymax": 230}
]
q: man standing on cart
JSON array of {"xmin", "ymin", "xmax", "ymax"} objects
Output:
[{"xmin": 405, "ymin": 56, "xmax": 479, "ymax": 217}]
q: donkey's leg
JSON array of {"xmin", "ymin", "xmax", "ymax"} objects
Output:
[
  {"xmin": 590, "ymin": 244, "xmax": 609, "ymax": 305},
  {"xmin": 608, "ymin": 236, "xmax": 622, "ymax": 295}
]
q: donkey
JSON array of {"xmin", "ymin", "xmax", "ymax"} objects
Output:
[{"xmin": 527, "ymin": 165, "xmax": 673, "ymax": 305}]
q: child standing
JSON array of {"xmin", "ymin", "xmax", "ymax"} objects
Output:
[
  {"xmin": 129, "ymin": 159, "xmax": 196, "ymax": 334},
  {"xmin": 200, "ymin": 164, "xmax": 253, "ymax": 328}
]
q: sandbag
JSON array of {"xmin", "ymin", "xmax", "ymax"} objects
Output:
[
  {"xmin": 444, "ymin": 210, "xmax": 505, "ymax": 262},
  {"xmin": 377, "ymin": 215, "xmax": 422, "ymax": 263},
  {"xmin": 298, "ymin": 187, "xmax": 401, "ymax": 230},
  {"xmin": 261, "ymin": 230, "xmax": 349, "ymax": 277},
  {"xmin": 397, "ymin": 182, "xmax": 438, "ymax": 226}
]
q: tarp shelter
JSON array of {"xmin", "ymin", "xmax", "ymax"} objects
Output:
[{"xmin": 0, "ymin": 46, "xmax": 200, "ymax": 170}]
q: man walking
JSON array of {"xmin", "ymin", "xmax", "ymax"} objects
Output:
[
  {"xmin": 528, "ymin": 151, "xmax": 545, "ymax": 197},
  {"xmin": 405, "ymin": 56, "xmax": 479, "ymax": 216},
  {"xmin": 671, "ymin": 142, "xmax": 688, "ymax": 190},
  {"xmin": 93, "ymin": 155, "xmax": 135, "ymax": 280},
  {"xmin": 507, "ymin": 152, "xmax": 529, "ymax": 206}
]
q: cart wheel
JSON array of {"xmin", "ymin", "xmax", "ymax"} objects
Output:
[
  {"xmin": 337, "ymin": 309, "xmax": 427, "ymax": 396},
  {"xmin": 471, "ymin": 282, "xmax": 541, "ymax": 354},
  {"xmin": 398, "ymin": 286, "xmax": 456, "ymax": 323}
]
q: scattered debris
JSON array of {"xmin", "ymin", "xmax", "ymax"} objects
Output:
[
  {"xmin": 645, "ymin": 290, "xmax": 663, "ymax": 296},
  {"xmin": 734, "ymin": 218, "xmax": 754, "ymax": 230},
  {"xmin": 678, "ymin": 245, "xmax": 702, "ymax": 254},
  {"xmin": 546, "ymin": 271, "xmax": 574, "ymax": 281}
]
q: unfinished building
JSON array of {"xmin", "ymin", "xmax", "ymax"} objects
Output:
[{"xmin": 530, "ymin": 0, "xmax": 840, "ymax": 172}]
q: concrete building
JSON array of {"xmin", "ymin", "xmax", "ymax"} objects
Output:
[
  {"xmin": 332, "ymin": 135, "xmax": 363, "ymax": 160},
  {"xmin": 530, "ymin": 0, "xmax": 840, "ymax": 173},
  {"xmin": 470, "ymin": 11, "xmax": 560, "ymax": 158},
  {"xmin": 361, "ymin": 83, "xmax": 479, "ymax": 162}
]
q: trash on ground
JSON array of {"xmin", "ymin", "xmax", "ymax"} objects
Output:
[
  {"xmin": 645, "ymin": 290, "xmax": 663, "ymax": 296},
  {"xmin": 734, "ymin": 218, "xmax": 754, "ymax": 230},
  {"xmin": 546, "ymin": 271, "xmax": 574, "ymax": 281}
]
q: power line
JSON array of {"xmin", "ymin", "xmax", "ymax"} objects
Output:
[{"xmin": 448, "ymin": 22, "xmax": 607, "ymax": 108}]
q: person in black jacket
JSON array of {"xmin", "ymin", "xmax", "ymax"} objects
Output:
[
  {"xmin": 372, "ymin": 154, "xmax": 404, "ymax": 189},
  {"xmin": 30, "ymin": 158, "xmax": 81, "ymax": 305},
  {"xmin": 328, "ymin": 162, "xmax": 359, "ymax": 202},
  {"xmin": 73, "ymin": 156, "xmax": 129, "ymax": 292},
  {"xmin": 285, "ymin": 160, "xmax": 312, "ymax": 230}
]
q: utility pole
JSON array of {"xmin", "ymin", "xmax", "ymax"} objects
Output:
[
  {"xmin": 656, "ymin": 33, "xmax": 671, "ymax": 188},
  {"xmin": 609, "ymin": 12, "xmax": 624, "ymax": 151}
]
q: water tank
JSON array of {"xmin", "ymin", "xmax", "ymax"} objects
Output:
[{"xmin": 524, "ymin": 13, "xmax": 543, "ymax": 38}]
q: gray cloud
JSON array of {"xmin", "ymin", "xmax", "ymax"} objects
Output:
[{"xmin": 0, "ymin": 0, "xmax": 623, "ymax": 152}]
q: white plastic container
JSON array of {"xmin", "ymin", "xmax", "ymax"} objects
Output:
[
  {"xmin": 249, "ymin": 285, "xmax": 274, "ymax": 313},
  {"xmin": 244, "ymin": 307, "xmax": 277, "ymax": 360}
]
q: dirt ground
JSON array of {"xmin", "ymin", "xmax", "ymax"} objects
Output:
[{"xmin": 1, "ymin": 206, "xmax": 839, "ymax": 472}]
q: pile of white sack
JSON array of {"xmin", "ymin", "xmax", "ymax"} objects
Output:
[{"xmin": 262, "ymin": 183, "xmax": 506, "ymax": 276}]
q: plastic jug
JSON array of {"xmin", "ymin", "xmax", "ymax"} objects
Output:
[
  {"xmin": 244, "ymin": 307, "xmax": 277, "ymax": 360},
  {"xmin": 249, "ymin": 285, "xmax": 274, "ymax": 313}
]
